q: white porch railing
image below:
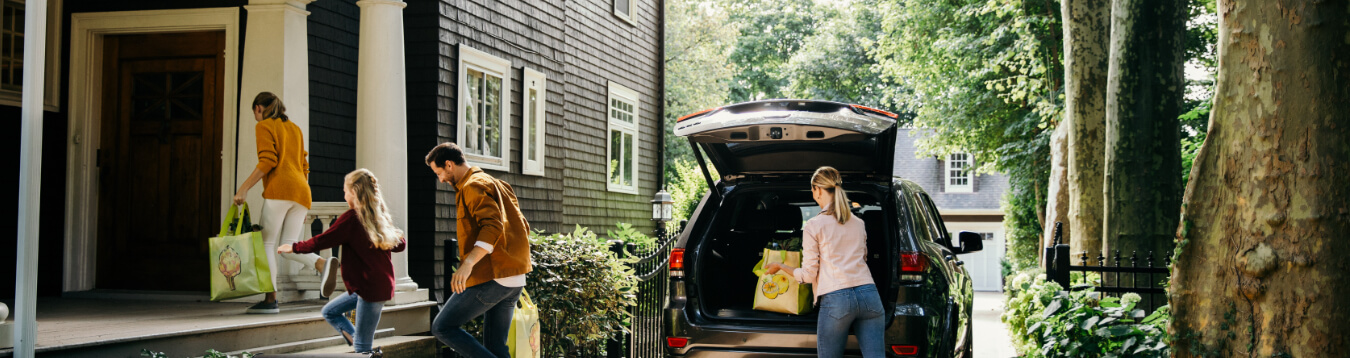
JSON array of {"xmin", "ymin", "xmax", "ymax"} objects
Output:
[{"xmin": 273, "ymin": 202, "xmax": 349, "ymax": 302}]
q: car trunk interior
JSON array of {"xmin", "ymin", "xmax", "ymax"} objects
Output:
[{"xmin": 693, "ymin": 185, "xmax": 893, "ymax": 325}]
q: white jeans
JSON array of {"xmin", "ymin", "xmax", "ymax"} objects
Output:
[{"xmin": 262, "ymin": 199, "xmax": 321, "ymax": 287}]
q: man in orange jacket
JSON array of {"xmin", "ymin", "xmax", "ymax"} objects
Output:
[{"xmin": 426, "ymin": 142, "xmax": 532, "ymax": 358}]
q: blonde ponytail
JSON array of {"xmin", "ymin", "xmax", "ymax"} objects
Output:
[
  {"xmin": 811, "ymin": 166, "xmax": 852, "ymax": 225},
  {"xmin": 345, "ymin": 169, "xmax": 403, "ymax": 250}
]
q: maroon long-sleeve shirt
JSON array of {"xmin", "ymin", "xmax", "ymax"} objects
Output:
[{"xmin": 293, "ymin": 210, "xmax": 406, "ymax": 302}]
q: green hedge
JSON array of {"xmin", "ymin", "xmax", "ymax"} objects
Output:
[{"xmin": 1002, "ymin": 270, "xmax": 1171, "ymax": 358}]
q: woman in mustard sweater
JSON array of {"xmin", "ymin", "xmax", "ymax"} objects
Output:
[{"xmin": 233, "ymin": 92, "xmax": 336, "ymax": 314}]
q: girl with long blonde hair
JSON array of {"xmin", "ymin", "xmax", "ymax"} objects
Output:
[
  {"xmin": 765, "ymin": 166, "xmax": 885, "ymax": 357},
  {"xmin": 279, "ymin": 168, "xmax": 407, "ymax": 354}
]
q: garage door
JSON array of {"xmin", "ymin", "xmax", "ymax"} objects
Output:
[{"xmin": 945, "ymin": 222, "xmax": 1005, "ymax": 292}]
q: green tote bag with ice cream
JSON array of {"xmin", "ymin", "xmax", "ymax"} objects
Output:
[{"xmin": 209, "ymin": 203, "xmax": 275, "ymax": 301}]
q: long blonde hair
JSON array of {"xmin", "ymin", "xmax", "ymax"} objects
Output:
[
  {"xmin": 345, "ymin": 169, "xmax": 403, "ymax": 250},
  {"xmin": 252, "ymin": 92, "xmax": 289, "ymax": 121},
  {"xmin": 812, "ymin": 166, "xmax": 852, "ymax": 225}
]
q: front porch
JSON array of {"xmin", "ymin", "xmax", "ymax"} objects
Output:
[{"xmin": 0, "ymin": 295, "xmax": 435, "ymax": 358}]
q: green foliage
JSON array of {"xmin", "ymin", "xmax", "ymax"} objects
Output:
[
  {"xmin": 781, "ymin": 0, "xmax": 910, "ymax": 114},
  {"xmin": 526, "ymin": 226, "xmax": 640, "ymax": 356},
  {"xmin": 721, "ymin": 0, "xmax": 827, "ymax": 102},
  {"xmin": 665, "ymin": 0, "xmax": 739, "ymax": 177},
  {"xmin": 873, "ymin": 0, "xmax": 1060, "ymax": 274},
  {"xmin": 667, "ymin": 158, "xmax": 712, "ymax": 224},
  {"xmin": 1178, "ymin": 99, "xmax": 1210, "ymax": 188},
  {"xmin": 1003, "ymin": 271, "xmax": 1172, "ymax": 358},
  {"xmin": 141, "ymin": 349, "xmax": 253, "ymax": 358}
]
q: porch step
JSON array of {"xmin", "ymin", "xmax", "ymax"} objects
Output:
[
  {"xmin": 281, "ymin": 335, "xmax": 438, "ymax": 357},
  {"xmin": 0, "ymin": 298, "xmax": 435, "ymax": 358}
]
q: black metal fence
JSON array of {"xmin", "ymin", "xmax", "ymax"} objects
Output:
[
  {"xmin": 1043, "ymin": 222, "xmax": 1171, "ymax": 312},
  {"xmin": 605, "ymin": 228, "xmax": 677, "ymax": 358}
]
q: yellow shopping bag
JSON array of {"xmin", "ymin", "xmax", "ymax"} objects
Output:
[
  {"xmin": 507, "ymin": 290, "xmax": 541, "ymax": 358},
  {"xmin": 751, "ymin": 248, "xmax": 814, "ymax": 315},
  {"xmin": 209, "ymin": 203, "xmax": 275, "ymax": 301}
]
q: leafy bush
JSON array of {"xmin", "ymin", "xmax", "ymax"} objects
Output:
[
  {"xmin": 525, "ymin": 225, "xmax": 640, "ymax": 356},
  {"xmin": 1003, "ymin": 270, "xmax": 1171, "ymax": 358},
  {"xmin": 667, "ymin": 158, "xmax": 712, "ymax": 225}
]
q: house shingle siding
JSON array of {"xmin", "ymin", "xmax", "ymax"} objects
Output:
[
  {"xmin": 403, "ymin": 0, "xmax": 662, "ymax": 296},
  {"xmin": 307, "ymin": 0, "xmax": 361, "ymax": 202},
  {"xmin": 893, "ymin": 128, "xmax": 1009, "ymax": 210}
]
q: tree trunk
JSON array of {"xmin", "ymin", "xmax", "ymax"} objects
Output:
[
  {"xmin": 1043, "ymin": 123, "xmax": 1072, "ymax": 250},
  {"xmin": 1170, "ymin": 1, "xmax": 1350, "ymax": 356},
  {"xmin": 1061, "ymin": 0, "xmax": 1109, "ymax": 258},
  {"xmin": 1101, "ymin": 0, "xmax": 1184, "ymax": 264}
]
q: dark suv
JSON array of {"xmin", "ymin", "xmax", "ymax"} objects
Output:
[{"xmin": 664, "ymin": 100, "xmax": 983, "ymax": 357}]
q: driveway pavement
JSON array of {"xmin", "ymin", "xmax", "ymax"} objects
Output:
[{"xmin": 973, "ymin": 291, "xmax": 1018, "ymax": 357}]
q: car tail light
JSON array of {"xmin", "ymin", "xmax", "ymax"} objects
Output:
[
  {"xmin": 899, "ymin": 252, "xmax": 926, "ymax": 282},
  {"xmin": 890, "ymin": 345, "xmax": 919, "ymax": 355},
  {"xmin": 669, "ymin": 248, "xmax": 685, "ymax": 277},
  {"xmin": 900, "ymin": 252, "xmax": 927, "ymax": 272},
  {"xmin": 667, "ymin": 337, "xmax": 689, "ymax": 348}
]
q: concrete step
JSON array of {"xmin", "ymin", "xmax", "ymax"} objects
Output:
[{"xmin": 283, "ymin": 335, "xmax": 438, "ymax": 357}]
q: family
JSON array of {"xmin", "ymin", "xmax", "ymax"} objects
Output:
[{"xmin": 237, "ymin": 91, "xmax": 883, "ymax": 357}]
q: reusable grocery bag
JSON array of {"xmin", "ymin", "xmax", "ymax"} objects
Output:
[
  {"xmin": 751, "ymin": 248, "xmax": 814, "ymax": 315},
  {"xmin": 507, "ymin": 290, "xmax": 542, "ymax": 358},
  {"xmin": 209, "ymin": 203, "xmax": 275, "ymax": 301}
]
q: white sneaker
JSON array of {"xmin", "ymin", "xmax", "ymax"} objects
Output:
[{"xmin": 321, "ymin": 257, "xmax": 340, "ymax": 298}]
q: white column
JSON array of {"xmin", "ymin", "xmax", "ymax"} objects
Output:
[
  {"xmin": 237, "ymin": 0, "xmax": 314, "ymax": 301},
  {"xmin": 15, "ymin": 0, "xmax": 48, "ymax": 356},
  {"xmin": 355, "ymin": 0, "xmax": 424, "ymax": 303}
]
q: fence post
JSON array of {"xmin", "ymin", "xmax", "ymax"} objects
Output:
[{"xmin": 1052, "ymin": 244, "xmax": 1071, "ymax": 289}]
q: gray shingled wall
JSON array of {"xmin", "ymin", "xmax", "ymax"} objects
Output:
[
  {"xmin": 403, "ymin": 0, "xmax": 664, "ymax": 296},
  {"xmin": 893, "ymin": 128, "xmax": 1009, "ymax": 210}
]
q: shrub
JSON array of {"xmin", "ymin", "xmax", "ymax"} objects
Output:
[
  {"xmin": 667, "ymin": 158, "xmax": 713, "ymax": 226},
  {"xmin": 1003, "ymin": 270, "xmax": 1171, "ymax": 358},
  {"xmin": 525, "ymin": 225, "xmax": 641, "ymax": 356}
]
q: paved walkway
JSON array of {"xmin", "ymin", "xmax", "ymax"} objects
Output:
[{"xmin": 973, "ymin": 291, "xmax": 1018, "ymax": 358}]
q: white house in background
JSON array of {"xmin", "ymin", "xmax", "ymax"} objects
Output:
[{"xmin": 894, "ymin": 128, "xmax": 1011, "ymax": 292}]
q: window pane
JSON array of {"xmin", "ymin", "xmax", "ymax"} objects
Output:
[
  {"xmin": 464, "ymin": 69, "xmax": 483, "ymax": 154},
  {"xmin": 615, "ymin": 0, "xmax": 630, "ymax": 16},
  {"xmin": 610, "ymin": 130, "xmax": 623, "ymax": 185},
  {"xmin": 527, "ymin": 88, "xmax": 538, "ymax": 161},
  {"xmin": 623, "ymin": 132, "xmax": 634, "ymax": 186},
  {"xmin": 485, "ymin": 74, "xmax": 502, "ymax": 158}
]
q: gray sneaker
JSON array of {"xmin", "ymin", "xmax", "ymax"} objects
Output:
[
  {"xmin": 321, "ymin": 257, "xmax": 341, "ymax": 299},
  {"xmin": 246, "ymin": 301, "xmax": 279, "ymax": 314}
]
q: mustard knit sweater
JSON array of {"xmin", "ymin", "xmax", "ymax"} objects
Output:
[{"xmin": 256, "ymin": 118, "xmax": 312, "ymax": 209}]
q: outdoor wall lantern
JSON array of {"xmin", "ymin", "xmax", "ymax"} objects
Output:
[{"xmin": 652, "ymin": 189, "xmax": 674, "ymax": 222}]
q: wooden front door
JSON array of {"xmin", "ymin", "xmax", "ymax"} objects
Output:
[{"xmin": 96, "ymin": 32, "xmax": 225, "ymax": 291}]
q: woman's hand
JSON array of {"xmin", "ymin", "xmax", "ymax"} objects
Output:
[
  {"xmin": 232, "ymin": 192, "xmax": 247, "ymax": 206},
  {"xmin": 276, "ymin": 244, "xmax": 293, "ymax": 254},
  {"xmin": 765, "ymin": 263, "xmax": 781, "ymax": 274}
]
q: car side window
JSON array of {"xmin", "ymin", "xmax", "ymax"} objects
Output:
[
  {"xmin": 918, "ymin": 193, "xmax": 953, "ymax": 246},
  {"xmin": 897, "ymin": 187, "xmax": 933, "ymax": 243}
]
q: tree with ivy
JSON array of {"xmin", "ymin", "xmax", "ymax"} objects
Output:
[
  {"xmin": 1170, "ymin": 1, "xmax": 1350, "ymax": 356},
  {"xmin": 873, "ymin": 0, "xmax": 1064, "ymax": 271}
]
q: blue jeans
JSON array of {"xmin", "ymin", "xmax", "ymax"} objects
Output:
[
  {"xmin": 817, "ymin": 284, "xmax": 886, "ymax": 358},
  {"xmin": 432, "ymin": 281, "xmax": 522, "ymax": 358},
  {"xmin": 321, "ymin": 292, "xmax": 386, "ymax": 353}
]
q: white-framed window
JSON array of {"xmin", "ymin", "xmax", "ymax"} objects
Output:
[
  {"xmin": 945, "ymin": 152, "xmax": 973, "ymax": 193},
  {"xmin": 521, "ymin": 68, "xmax": 547, "ymax": 176},
  {"xmin": 0, "ymin": 0, "xmax": 62, "ymax": 111},
  {"xmin": 606, "ymin": 81, "xmax": 639, "ymax": 194},
  {"xmin": 457, "ymin": 45, "xmax": 512, "ymax": 172},
  {"xmin": 613, "ymin": 0, "xmax": 635, "ymax": 24}
]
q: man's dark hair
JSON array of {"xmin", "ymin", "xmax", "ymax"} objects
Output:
[{"xmin": 425, "ymin": 142, "xmax": 466, "ymax": 167}]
